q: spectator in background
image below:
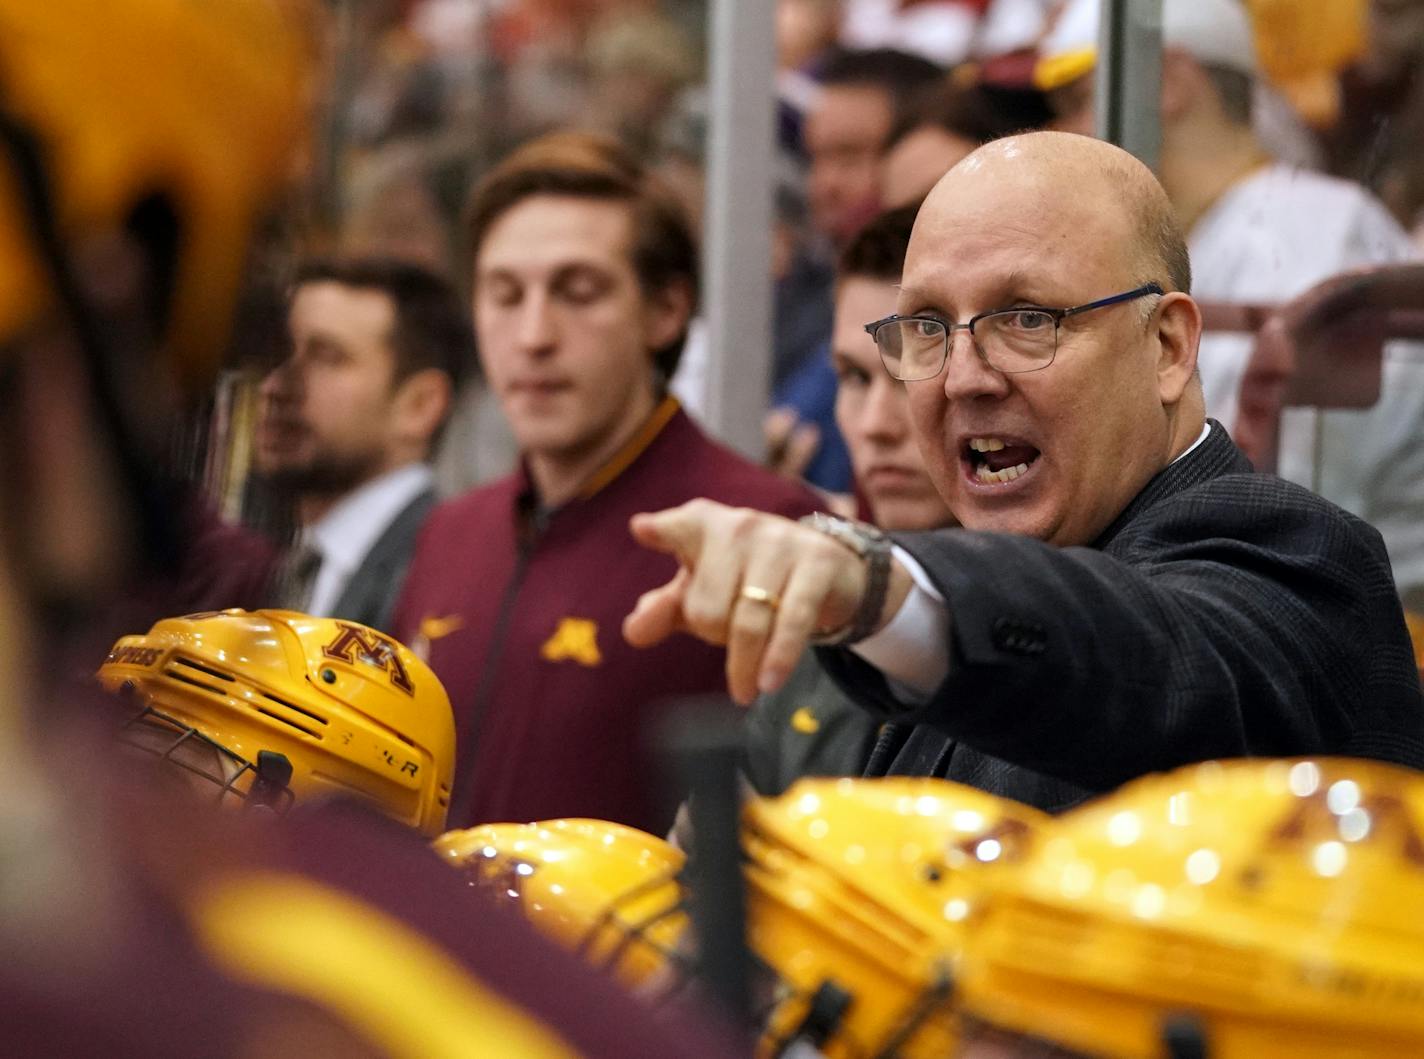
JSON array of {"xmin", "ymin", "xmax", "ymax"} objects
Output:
[
  {"xmin": 804, "ymin": 48, "xmax": 945, "ymax": 248},
  {"xmin": 649, "ymin": 87, "xmax": 837, "ymax": 439},
  {"xmin": 880, "ymin": 70, "xmax": 1052, "ymax": 208},
  {"xmin": 745, "ymin": 203, "xmax": 956, "ymax": 796},
  {"xmin": 391, "ymin": 132, "xmax": 822, "ymax": 835},
  {"xmin": 1040, "ymin": 0, "xmax": 1424, "ymax": 608},
  {"xmin": 839, "ymin": 0, "xmax": 1052, "ymax": 67},
  {"xmin": 1324, "ymin": 0, "xmax": 1424, "ymax": 243},
  {"xmin": 778, "ymin": 0, "xmax": 843, "ymax": 76},
  {"xmin": 583, "ymin": 7, "xmax": 700, "ymax": 159},
  {"xmin": 771, "ymin": 48, "xmax": 945, "ymax": 493},
  {"xmin": 256, "ymin": 259, "xmax": 470, "ymax": 633}
]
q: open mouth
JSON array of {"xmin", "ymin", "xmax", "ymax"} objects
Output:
[{"xmin": 963, "ymin": 436, "xmax": 1042, "ymax": 486}]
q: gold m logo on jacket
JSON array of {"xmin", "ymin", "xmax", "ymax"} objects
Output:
[
  {"xmin": 790, "ymin": 707, "xmax": 821, "ymax": 734},
  {"xmin": 540, "ymin": 618, "xmax": 602, "ymax": 667}
]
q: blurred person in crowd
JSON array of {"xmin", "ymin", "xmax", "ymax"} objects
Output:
[
  {"xmin": 840, "ymin": 0, "xmax": 1052, "ymax": 67},
  {"xmin": 650, "ymin": 86, "xmax": 851, "ymax": 492},
  {"xmin": 624, "ymin": 132, "xmax": 1424, "ymax": 815},
  {"xmin": 342, "ymin": 164, "xmax": 456, "ymax": 277},
  {"xmin": 1242, "ymin": 0, "xmax": 1369, "ymax": 129},
  {"xmin": 745, "ymin": 204, "xmax": 956, "ymax": 796},
  {"xmin": 256, "ymin": 258, "xmax": 470, "ymax": 633},
  {"xmin": 1041, "ymin": 0, "xmax": 1424, "ymax": 608},
  {"xmin": 770, "ymin": 48, "xmax": 945, "ymax": 493},
  {"xmin": 880, "ymin": 72, "xmax": 1052, "ymax": 209},
  {"xmin": 954, "ymin": 757, "xmax": 1424, "ymax": 1058},
  {"xmin": 390, "ymin": 132, "xmax": 822, "ymax": 835},
  {"xmin": 1325, "ymin": 0, "xmax": 1424, "ymax": 243},
  {"xmin": 0, "ymin": 4, "xmax": 738, "ymax": 1056},
  {"xmin": 583, "ymin": 7, "xmax": 700, "ymax": 159},
  {"xmin": 804, "ymin": 48, "xmax": 945, "ymax": 248},
  {"xmin": 648, "ymin": 88, "xmax": 836, "ymax": 441},
  {"xmin": 778, "ymin": 0, "xmax": 842, "ymax": 75}
]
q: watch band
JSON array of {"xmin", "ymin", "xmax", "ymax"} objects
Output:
[{"xmin": 799, "ymin": 514, "xmax": 893, "ymax": 646}]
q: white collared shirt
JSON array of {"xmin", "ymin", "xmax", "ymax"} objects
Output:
[
  {"xmin": 852, "ymin": 422, "xmax": 1214, "ymax": 697},
  {"xmin": 303, "ymin": 463, "xmax": 434, "ymax": 618}
]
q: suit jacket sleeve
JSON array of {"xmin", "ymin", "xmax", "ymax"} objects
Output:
[{"xmin": 819, "ymin": 474, "xmax": 1424, "ymax": 791}]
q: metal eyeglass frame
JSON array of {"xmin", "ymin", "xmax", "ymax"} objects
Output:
[{"xmin": 865, "ymin": 282, "xmax": 1165, "ymax": 380}]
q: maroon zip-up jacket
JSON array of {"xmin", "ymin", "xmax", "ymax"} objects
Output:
[{"xmin": 390, "ymin": 400, "xmax": 823, "ymax": 834}]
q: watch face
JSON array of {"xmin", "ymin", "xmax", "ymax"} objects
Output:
[
  {"xmin": 853, "ymin": 519, "xmax": 888, "ymax": 543},
  {"xmin": 802, "ymin": 513, "xmax": 886, "ymax": 555}
]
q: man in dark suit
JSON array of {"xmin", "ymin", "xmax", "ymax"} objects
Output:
[
  {"xmin": 625, "ymin": 131, "xmax": 1424, "ymax": 812},
  {"xmin": 255, "ymin": 258, "xmax": 472, "ymax": 632}
]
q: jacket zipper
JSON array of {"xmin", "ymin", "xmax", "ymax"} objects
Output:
[{"xmin": 447, "ymin": 508, "xmax": 548, "ymax": 826}]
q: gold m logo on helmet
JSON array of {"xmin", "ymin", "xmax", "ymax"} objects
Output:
[{"xmin": 321, "ymin": 623, "xmax": 415, "ymax": 696}]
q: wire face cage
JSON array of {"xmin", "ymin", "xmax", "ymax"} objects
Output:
[{"xmin": 119, "ymin": 701, "xmax": 295, "ymax": 816}]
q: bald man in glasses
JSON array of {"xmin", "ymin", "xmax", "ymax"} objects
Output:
[{"xmin": 626, "ymin": 132, "xmax": 1424, "ymax": 812}]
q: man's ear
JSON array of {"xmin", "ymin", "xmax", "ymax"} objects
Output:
[
  {"xmin": 392, "ymin": 368, "xmax": 453, "ymax": 451},
  {"xmin": 642, "ymin": 278, "xmax": 695, "ymax": 354},
  {"xmin": 1154, "ymin": 291, "xmax": 1201, "ymax": 406}
]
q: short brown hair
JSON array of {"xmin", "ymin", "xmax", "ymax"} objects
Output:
[
  {"xmin": 465, "ymin": 131, "xmax": 698, "ymax": 381},
  {"xmin": 839, "ymin": 202, "xmax": 921, "ymax": 284},
  {"xmin": 293, "ymin": 257, "xmax": 474, "ymax": 388}
]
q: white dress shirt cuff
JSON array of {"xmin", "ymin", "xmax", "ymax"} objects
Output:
[{"xmin": 849, "ymin": 545, "xmax": 949, "ymax": 701}]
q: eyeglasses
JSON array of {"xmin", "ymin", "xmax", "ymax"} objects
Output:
[{"xmin": 865, "ymin": 283, "xmax": 1165, "ymax": 381}]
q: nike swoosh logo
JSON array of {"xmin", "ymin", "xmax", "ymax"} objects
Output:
[{"xmin": 419, "ymin": 614, "xmax": 464, "ymax": 641}]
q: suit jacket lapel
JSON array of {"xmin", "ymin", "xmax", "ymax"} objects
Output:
[{"xmin": 330, "ymin": 488, "xmax": 438, "ymax": 631}]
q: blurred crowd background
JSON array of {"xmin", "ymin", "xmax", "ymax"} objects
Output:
[{"xmin": 208, "ymin": 0, "xmax": 1424, "ymax": 530}]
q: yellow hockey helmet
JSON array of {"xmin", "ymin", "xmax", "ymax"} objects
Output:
[
  {"xmin": 742, "ymin": 777, "xmax": 1046, "ymax": 1058},
  {"xmin": 436, "ymin": 778, "xmax": 1047, "ymax": 1058},
  {"xmin": 0, "ymin": 0, "xmax": 309, "ymax": 384},
  {"xmin": 434, "ymin": 819, "xmax": 689, "ymax": 992},
  {"xmin": 99, "ymin": 609, "xmax": 455, "ymax": 835},
  {"xmin": 957, "ymin": 757, "xmax": 1424, "ymax": 1059}
]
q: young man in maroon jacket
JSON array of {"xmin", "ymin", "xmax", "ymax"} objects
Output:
[{"xmin": 391, "ymin": 132, "xmax": 822, "ymax": 835}]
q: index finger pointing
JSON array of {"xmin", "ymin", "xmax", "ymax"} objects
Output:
[{"xmin": 629, "ymin": 499, "xmax": 721, "ymax": 565}]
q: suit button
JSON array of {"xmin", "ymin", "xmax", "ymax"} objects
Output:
[{"xmin": 992, "ymin": 617, "xmax": 1046, "ymax": 656}]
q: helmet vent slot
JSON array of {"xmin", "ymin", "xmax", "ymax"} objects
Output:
[
  {"xmin": 164, "ymin": 668, "xmax": 229, "ymax": 698},
  {"xmin": 170, "ymin": 657, "xmax": 236, "ymax": 684},
  {"xmin": 260, "ymin": 691, "xmax": 328, "ymax": 726},
  {"xmin": 256, "ymin": 707, "xmax": 322, "ymax": 740}
]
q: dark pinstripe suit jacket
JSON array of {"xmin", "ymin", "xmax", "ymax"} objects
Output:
[{"xmin": 819, "ymin": 421, "xmax": 1424, "ymax": 812}]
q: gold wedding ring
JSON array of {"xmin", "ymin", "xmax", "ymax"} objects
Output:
[{"xmin": 739, "ymin": 584, "xmax": 781, "ymax": 611}]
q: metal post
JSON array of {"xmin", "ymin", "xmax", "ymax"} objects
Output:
[
  {"xmin": 661, "ymin": 696, "xmax": 753, "ymax": 1028},
  {"xmin": 1095, "ymin": 0, "xmax": 1163, "ymax": 170},
  {"xmin": 702, "ymin": 0, "xmax": 777, "ymax": 458}
]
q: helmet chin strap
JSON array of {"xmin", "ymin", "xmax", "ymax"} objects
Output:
[
  {"xmin": 0, "ymin": 105, "xmax": 185, "ymax": 626},
  {"xmin": 248, "ymin": 751, "xmax": 295, "ymax": 814}
]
